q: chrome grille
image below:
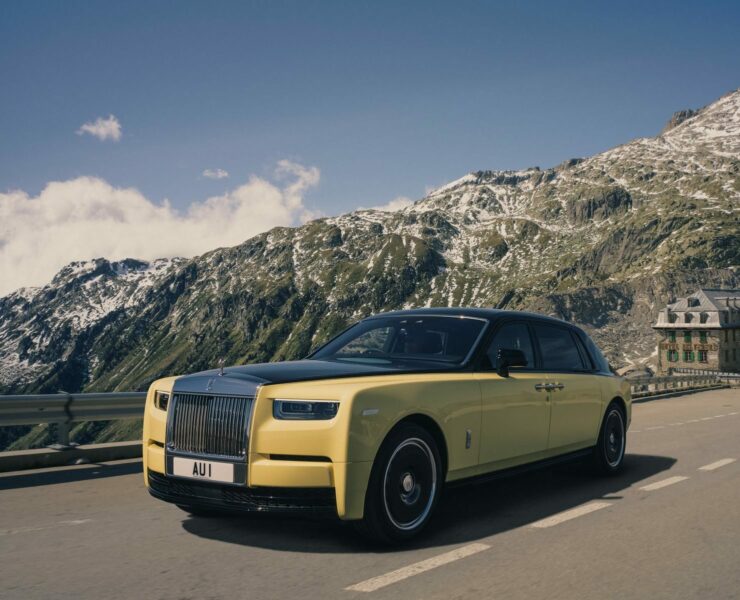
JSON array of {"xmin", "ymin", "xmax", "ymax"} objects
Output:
[{"xmin": 166, "ymin": 393, "xmax": 253, "ymax": 458}]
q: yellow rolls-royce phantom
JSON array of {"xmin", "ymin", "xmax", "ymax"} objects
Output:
[{"xmin": 143, "ymin": 308, "xmax": 630, "ymax": 542}]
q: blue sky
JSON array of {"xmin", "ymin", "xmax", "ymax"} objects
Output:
[
  {"xmin": 1, "ymin": 1, "xmax": 739, "ymax": 293},
  {"xmin": 2, "ymin": 0, "xmax": 739, "ymax": 214}
]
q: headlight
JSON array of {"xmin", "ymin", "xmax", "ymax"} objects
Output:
[
  {"xmin": 273, "ymin": 399, "xmax": 339, "ymax": 420},
  {"xmin": 154, "ymin": 391, "xmax": 170, "ymax": 411}
]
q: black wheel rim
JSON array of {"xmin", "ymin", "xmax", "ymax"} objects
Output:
[
  {"xmin": 604, "ymin": 409, "xmax": 625, "ymax": 467},
  {"xmin": 382, "ymin": 438, "xmax": 437, "ymax": 531}
]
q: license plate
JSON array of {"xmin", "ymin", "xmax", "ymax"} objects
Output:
[{"xmin": 171, "ymin": 457, "xmax": 234, "ymax": 483}]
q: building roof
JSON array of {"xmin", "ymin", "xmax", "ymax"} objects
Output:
[
  {"xmin": 667, "ymin": 288, "xmax": 740, "ymax": 312},
  {"xmin": 654, "ymin": 288, "xmax": 740, "ymax": 329}
]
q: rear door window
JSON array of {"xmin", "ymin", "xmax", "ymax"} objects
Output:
[{"xmin": 533, "ymin": 324, "xmax": 587, "ymax": 371}]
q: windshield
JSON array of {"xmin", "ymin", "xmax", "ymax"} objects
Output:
[{"xmin": 309, "ymin": 315, "xmax": 487, "ymax": 367}]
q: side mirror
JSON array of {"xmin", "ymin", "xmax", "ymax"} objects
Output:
[{"xmin": 497, "ymin": 348, "xmax": 528, "ymax": 377}]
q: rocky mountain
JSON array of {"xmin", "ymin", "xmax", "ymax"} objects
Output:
[{"xmin": 1, "ymin": 89, "xmax": 739, "ymax": 448}]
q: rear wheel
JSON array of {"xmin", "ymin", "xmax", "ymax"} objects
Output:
[
  {"xmin": 355, "ymin": 423, "xmax": 442, "ymax": 543},
  {"xmin": 593, "ymin": 402, "xmax": 626, "ymax": 474}
]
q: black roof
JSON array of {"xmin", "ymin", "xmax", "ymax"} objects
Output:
[{"xmin": 365, "ymin": 307, "xmax": 578, "ymax": 328}]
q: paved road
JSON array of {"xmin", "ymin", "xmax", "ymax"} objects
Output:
[{"xmin": 1, "ymin": 388, "xmax": 739, "ymax": 600}]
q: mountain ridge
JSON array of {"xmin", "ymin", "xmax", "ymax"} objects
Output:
[{"xmin": 1, "ymin": 89, "xmax": 738, "ymax": 449}]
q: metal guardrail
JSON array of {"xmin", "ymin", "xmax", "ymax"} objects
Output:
[
  {"xmin": 0, "ymin": 392, "xmax": 146, "ymax": 447},
  {"xmin": 670, "ymin": 368, "xmax": 740, "ymax": 380},
  {"xmin": 629, "ymin": 374, "xmax": 725, "ymax": 399}
]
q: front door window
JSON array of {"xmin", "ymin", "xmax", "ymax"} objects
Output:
[{"xmin": 485, "ymin": 323, "xmax": 535, "ymax": 370}]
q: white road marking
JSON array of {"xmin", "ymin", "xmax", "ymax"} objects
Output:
[
  {"xmin": 530, "ymin": 502, "xmax": 611, "ymax": 529},
  {"xmin": 0, "ymin": 519, "xmax": 92, "ymax": 537},
  {"xmin": 699, "ymin": 458, "xmax": 736, "ymax": 471},
  {"xmin": 639, "ymin": 412, "xmax": 740, "ymax": 431},
  {"xmin": 345, "ymin": 543, "xmax": 491, "ymax": 592},
  {"xmin": 639, "ymin": 476, "xmax": 689, "ymax": 491}
]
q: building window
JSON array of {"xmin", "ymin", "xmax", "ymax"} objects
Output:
[
  {"xmin": 699, "ymin": 331, "xmax": 708, "ymax": 343},
  {"xmin": 683, "ymin": 350, "xmax": 694, "ymax": 362},
  {"xmin": 667, "ymin": 350, "xmax": 678, "ymax": 362},
  {"xmin": 734, "ymin": 349, "xmax": 737, "ymax": 361},
  {"xmin": 685, "ymin": 313, "xmax": 694, "ymax": 323},
  {"xmin": 668, "ymin": 331, "xmax": 676, "ymax": 342},
  {"xmin": 700, "ymin": 312, "xmax": 709, "ymax": 323},
  {"xmin": 698, "ymin": 350, "xmax": 708, "ymax": 362},
  {"xmin": 726, "ymin": 350, "xmax": 730, "ymax": 361},
  {"xmin": 684, "ymin": 331, "xmax": 692, "ymax": 343},
  {"xmin": 725, "ymin": 330, "xmax": 729, "ymax": 342}
]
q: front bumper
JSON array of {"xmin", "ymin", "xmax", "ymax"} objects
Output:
[
  {"xmin": 147, "ymin": 470, "xmax": 338, "ymax": 516},
  {"xmin": 144, "ymin": 441, "xmax": 372, "ymax": 519},
  {"xmin": 143, "ymin": 379, "xmax": 375, "ymax": 520}
]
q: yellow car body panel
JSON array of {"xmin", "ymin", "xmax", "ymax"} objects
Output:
[
  {"xmin": 546, "ymin": 372, "xmax": 607, "ymax": 450},
  {"xmin": 476, "ymin": 371, "xmax": 551, "ymax": 467},
  {"xmin": 143, "ymin": 368, "xmax": 630, "ymax": 520},
  {"xmin": 141, "ymin": 376, "xmax": 176, "ymax": 485}
]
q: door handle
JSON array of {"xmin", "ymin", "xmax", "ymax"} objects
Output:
[
  {"xmin": 534, "ymin": 383, "xmax": 547, "ymax": 391},
  {"xmin": 552, "ymin": 383, "xmax": 565, "ymax": 390}
]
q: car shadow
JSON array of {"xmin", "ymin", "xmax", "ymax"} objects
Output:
[{"xmin": 181, "ymin": 452, "xmax": 676, "ymax": 553}]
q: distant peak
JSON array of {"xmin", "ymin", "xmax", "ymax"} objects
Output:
[
  {"xmin": 50, "ymin": 257, "xmax": 152, "ymax": 286},
  {"xmin": 661, "ymin": 108, "xmax": 700, "ymax": 133},
  {"xmin": 660, "ymin": 88, "xmax": 740, "ymax": 135}
]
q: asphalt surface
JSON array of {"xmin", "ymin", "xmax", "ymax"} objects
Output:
[{"xmin": 1, "ymin": 388, "xmax": 739, "ymax": 600}]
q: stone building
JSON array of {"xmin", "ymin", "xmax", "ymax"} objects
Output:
[{"xmin": 653, "ymin": 288, "xmax": 740, "ymax": 374}]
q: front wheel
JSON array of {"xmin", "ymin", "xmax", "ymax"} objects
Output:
[
  {"xmin": 355, "ymin": 423, "xmax": 442, "ymax": 543},
  {"xmin": 593, "ymin": 402, "xmax": 626, "ymax": 474}
]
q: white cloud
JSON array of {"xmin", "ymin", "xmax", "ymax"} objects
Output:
[
  {"xmin": 202, "ymin": 168, "xmax": 229, "ymax": 180},
  {"xmin": 0, "ymin": 161, "xmax": 320, "ymax": 296},
  {"xmin": 77, "ymin": 115, "xmax": 122, "ymax": 141},
  {"xmin": 371, "ymin": 195, "xmax": 414, "ymax": 212}
]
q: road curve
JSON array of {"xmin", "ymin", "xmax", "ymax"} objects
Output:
[{"xmin": 1, "ymin": 388, "xmax": 739, "ymax": 600}]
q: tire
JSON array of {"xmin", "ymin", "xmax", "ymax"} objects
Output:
[
  {"xmin": 354, "ymin": 423, "xmax": 443, "ymax": 544},
  {"xmin": 593, "ymin": 402, "xmax": 626, "ymax": 475}
]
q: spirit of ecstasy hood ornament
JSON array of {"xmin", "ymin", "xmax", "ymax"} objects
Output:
[{"xmin": 218, "ymin": 358, "xmax": 225, "ymax": 376}]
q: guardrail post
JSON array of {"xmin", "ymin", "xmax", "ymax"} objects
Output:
[
  {"xmin": 55, "ymin": 422, "xmax": 71, "ymax": 448},
  {"xmin": 49, "ymin": 391, "xmax": 75, "ymax": 450}
]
